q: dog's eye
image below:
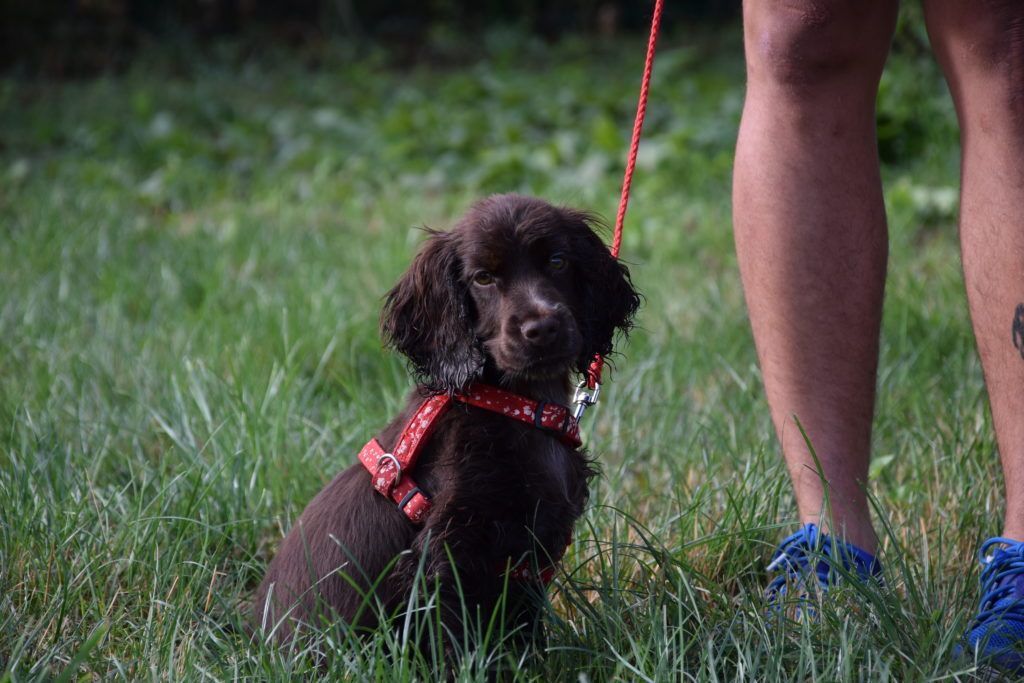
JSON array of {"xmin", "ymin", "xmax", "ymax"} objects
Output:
[
  {"xmin": 549, "ymin": 254, "xmax": 567, "ymax": 271},
  {"xmin": 473, "ymin": 271, "xmax": 495, "ymax": 286}
]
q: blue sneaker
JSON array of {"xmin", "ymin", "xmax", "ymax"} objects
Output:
[
  {"xmin": 765, "ymin": 523, "xmax": 883, "ymax": 612},
  {"xmin": 957, "ymin": 537, "xmax": 1024, "ymax": 673}
]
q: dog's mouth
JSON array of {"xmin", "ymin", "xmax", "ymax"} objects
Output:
[
  {"xmin": 484, "ymin": 343, "xmax": 580, "ymax": 380},
  {"xmin": 510, "ymin": 355, "xmax": 577, "ymax": 379}
]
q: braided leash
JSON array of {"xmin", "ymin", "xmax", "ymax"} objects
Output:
[{"xmin": 573, "ymin": 0, "xmax": 664, "ymax": 419}]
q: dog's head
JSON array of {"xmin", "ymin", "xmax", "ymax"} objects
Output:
[{"xmin": 382, "ymin": 194, "xmax": 640, "ymax": 394}]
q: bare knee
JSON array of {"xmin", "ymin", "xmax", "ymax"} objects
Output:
[
  {"xmin": 981, "ymin": 17, "xmax": 1024, "ymax": 124},
  {"xmin": 927, "ymin": 0, "xmax": 1024, "ymax": 123},
  {"xmin": 744, "ymin": 0, "xmax": 898, "ymax": 91},
  {"xmin": 949, "ymin": 0, "xmax": 1024, "ymax": 72}
]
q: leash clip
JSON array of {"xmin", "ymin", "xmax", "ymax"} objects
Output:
[{"xmin": 571, "ymin": 378, "xmax": 601, "ymax": 421}]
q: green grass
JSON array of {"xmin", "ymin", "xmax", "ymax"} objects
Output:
[{"xmin": 0, "ymin": 26, "xmax": 998, "ymax": 681}]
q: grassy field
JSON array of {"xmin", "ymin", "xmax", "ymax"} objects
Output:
[{"xmin": 0, "ymin": 24, "xmax": 1000, "ymax": 681}]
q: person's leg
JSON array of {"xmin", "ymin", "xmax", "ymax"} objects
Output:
[
  {"xmin": 922, "ymin": 0, "xmax": 1024, "ymax": 542},
  {"xmin": 923, "ymin": 3, "xmax": 1024, "ymax": 668},
  {"xmin": 734, "ymin": 0, "xmax": 899, "ymax": 552}
]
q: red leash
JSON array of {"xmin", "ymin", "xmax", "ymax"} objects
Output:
[
  {"xmin": 574, "ymin": 0, "xmax": 664, "ymax": 417},
  {"xmin": 612, "ymin": 0, "xmax": 665, "ymax": 261}
]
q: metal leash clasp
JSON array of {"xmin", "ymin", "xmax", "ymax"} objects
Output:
[{"xmin": 571, "ymin": 378, "xmax": 601, "ymax": 421}]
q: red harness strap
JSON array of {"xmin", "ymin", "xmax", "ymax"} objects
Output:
[
  {"xmin": 356, "ymin": 384, "xmax": 582, "ymax": 581},
  {"xmin": 504, "ymin": 531, "xmax": 573, "ymax": 585},
  {"xmin": 459, "ymin": 384, "xmax": 582, "ymax": 449},
  {"xmin": 357, "ymin": 393, "xmax": 451, "ymax": 524}
]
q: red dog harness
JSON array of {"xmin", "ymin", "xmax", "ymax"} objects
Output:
[
  {"xmin": 357, "ymin": 383, "xmax": 582, "ymax": 581},
  {"xmin": 358, "ymin": 384, "xmax": 581, "ymax": 523}
]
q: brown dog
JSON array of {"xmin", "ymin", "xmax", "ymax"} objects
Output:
[{"xmin": 252, "ymin": 194, "xmax": 639, "ymax": 650}]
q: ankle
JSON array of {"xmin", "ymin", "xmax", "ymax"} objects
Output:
[
  {"xmin": 801, "ymin": 515, "xmax": 877, "ymax": 555},
  {"xmin": 998, "ymin": 527, "xmax": 1024, "ymax": 544}
]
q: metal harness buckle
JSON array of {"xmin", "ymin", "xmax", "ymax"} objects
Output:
[{"xmin": 376, "ymin": 453, "xmax": 402, "ymax": 484}]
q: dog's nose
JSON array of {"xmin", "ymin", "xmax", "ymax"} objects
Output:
[{"xmin": 521, "ymin": 316, "xmax": 560, "ymax": 347}]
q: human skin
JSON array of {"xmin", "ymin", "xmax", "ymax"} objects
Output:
[
  {"xmin": 733, "ymin": 0, "xmax": 1024, "ymax": 551},
  {"xmin": 922, "ymin": 0, "xmax": 1024, "ymax": 540}
]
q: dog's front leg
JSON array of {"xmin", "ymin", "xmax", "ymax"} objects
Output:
[{"xmin": 393, "ymin": 520, "xmax": 504, "ymax": 665}]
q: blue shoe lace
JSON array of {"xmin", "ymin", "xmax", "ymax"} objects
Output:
[
  {"xmin": 765, "ymin": 523, "xmax": 883, "ymax": 605},
  {"xmin": 958, "ymin": 537, "xmax": 1024, "ymax": 672}
]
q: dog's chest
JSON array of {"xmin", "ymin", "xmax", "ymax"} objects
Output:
[
  {"xmin": 455, "ymin": 420, "xmax": 583, "ymax": 512},
  {"xmin": 533, "ymin": 437, "xmax": 574, "ymax": 502},
  {"xmin": 496, "ymin": 428, "xmax": 584, "ymax": 518}
]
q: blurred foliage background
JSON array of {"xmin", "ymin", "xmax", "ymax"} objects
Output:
[
  {"xmin": 4, "ymin": 0, "xmax": 739, "ymax": 76},
  {"xmin": 0, "ymin": 0, "xmax": 943, "ymax": 173}
]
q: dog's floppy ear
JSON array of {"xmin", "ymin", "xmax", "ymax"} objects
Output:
[
  {"xmin": 563, "ymin": 210, "xmax": 641, "ymax": 373},
  {"xmin": 381, "ymin": 230, "xmax": 484, "ymax": 394}
]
